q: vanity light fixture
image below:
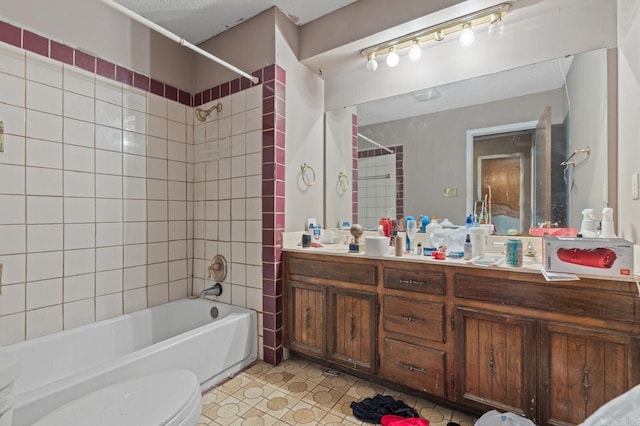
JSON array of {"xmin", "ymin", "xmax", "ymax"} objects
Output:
[
  {"xmin": 458, "ymin": 23, "xmax": 475, "ymax": 47},
  {"xmin": 386, "ymin": 47, "xmax": 400, "ymax": 67},
  {"xmin": 361, "ymin": 2, "xmax": 511, "ymax": 71}
]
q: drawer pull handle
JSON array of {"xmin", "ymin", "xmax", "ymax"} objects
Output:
[
  {"xmin": 397, "ymin": 361, "xmax": 426, "ymax": 374},
  {"xmin": 583, "ymin": 366, "xmax": 591, "ymax": 403},
  {"xmin": 305, "ymin": 308, "xmax": 311, "ymax": 329},
  {"xmin": 399, "ymin": 314, "xmax": 424, "ymax": 324},
  {"xmin": 398, "ymin": 279, "xmax": 426, "ymax": 287},
  {"xmin": 350, "ymin": 315, "xmax": 355, "ymax": 341}
]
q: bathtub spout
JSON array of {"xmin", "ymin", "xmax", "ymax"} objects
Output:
[{"xmin": 199, "ymin": 282, "xmax": 223, "ymax": 298}]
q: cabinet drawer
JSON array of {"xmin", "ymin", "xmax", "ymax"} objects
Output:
[
  {"xmin": 288, "ymin": 256, "xmax": 377, "ymax": 286},
  {"xmin": 384, "ymin": 268, "xmax": 445, "ymax": 294},
  {"xmin": 382, "ymin": 338, "xmax": 447, "ymax": 398},
  {"xmin": 383, "ymin": 296, "xmax": 445, "ymax": 343}
]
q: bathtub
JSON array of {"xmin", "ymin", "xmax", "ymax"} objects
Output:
[{"xmin": 5, "ymin": 298, "xmax": 257, "ymax": 426}]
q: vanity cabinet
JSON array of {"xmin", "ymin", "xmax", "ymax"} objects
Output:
[
  {"xmin": 284, "ymin": 252, "xmax": 378, "ymax": 374},
  {"xmin": 538, "ymin": 322, "xmax": 640, "ymax": 426},
  {"xmin": 283, "ymin": 251, "xmax": 640, "ymax": 425},
  {"xmin": 454, "ymin": 307, "xmax": 536, "ymax": 419}
]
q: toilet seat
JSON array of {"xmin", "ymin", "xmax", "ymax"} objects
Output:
[{"xmin": 33, "ymin": 369, "xmax": 202, "ymax": 426}]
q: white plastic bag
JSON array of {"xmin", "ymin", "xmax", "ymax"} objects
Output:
[
  {"xmin": 581, "ymin": 384, "xmax": 640, "ymax": 426},
  {"xmin": 475, "ymin": 410, "xmax": 535, "ymax": 426}
]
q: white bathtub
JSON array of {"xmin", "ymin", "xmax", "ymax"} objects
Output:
[{"xmin": 5, "ymin": 298, "xmax": 257, "ymax": 426}]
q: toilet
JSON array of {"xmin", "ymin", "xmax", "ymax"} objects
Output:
[
  {"xmin": 33, "ymin": 369, "xmax": 202, "ymax": 426},
  {"xmin": 0, "ymin": 347, "xmax": 20, "ymax": 426}
]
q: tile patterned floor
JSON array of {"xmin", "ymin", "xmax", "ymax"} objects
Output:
[{"xmin": 197, "ymin": 358, "xmax": 475, "ymax": 426}]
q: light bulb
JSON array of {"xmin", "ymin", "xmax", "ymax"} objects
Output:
[
  {"xmin": 408, "ymin": 40, "xmax": 422, "ymax": 62},
  {"xmin": 366, "ymin": 53, "xmax": 378, "ymax": 71},
  {"xmin": 488, "ymin": 18, "xmax": 505, "ymax": 38},
  {"xmin": 386, "ymin": 47, "xmax": 399, "ymax": 67},
  {"xmin": 459, "ymin": 23, "xmax": 475, "ymax": 47}
]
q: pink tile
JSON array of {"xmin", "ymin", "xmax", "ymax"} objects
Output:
[
  {"xmin": 165, "ymin": 85, "xmax": 178, "ymax": 101},
  {"xmin": 275, "ymin": 97, "xmax": 286, "ymax": 116},
  {"xmin": 134, "ymin": 72, "xmax": 150, "ymax": 91},
  {"xmin": 275, "ymin": 195, "xmax": 284, "ymax": 213},
  {"xmin": 211, "ymin": 85, "xmax": 220, "ymax": 100},
  {"xmin": 220, "ymin": 82, "xmax": 230, "ymax": 98},
  {"xmin": 275, "ymin": 164, "xmax": 285, "ymax": 181},
  {"xmin": 275, "ymin": 131, "xmax": 285, "ymax": 149},
  {"xmin": 275, "ymin": 65, "xmax": 286, "ymax": 84},
  {"xmin": 275, "ymin": 180, "xmax": 285, "ymax": 196},
  {"xmin": 75, "ymin": 50, "xmax": 95, "ymax": 73},
  {"xmin": 230, "ymin": 78, "xmax": 240, "ymax": 94},
  {"xmin": 96, "ymin": 58, "xmax": 115, "ymax": 79},
  {"xmin": 275, "ymin": 147, "xmax": 285, "ymax": 165},
  {"xmin": 0, "ymin": 21, "xmax": 21, "ymax": 47},
  {"xmin": 262, "ymin": 97, "xmax": 274, "ymax": 114},
  {"xmin": 241, "ymin": 76, "xmax": 251, "ymax": 90},
  {"xmin": 116, "ymin": 66, "xmax": 133, "ymax": 85},
  {"xmin": 150, "ymin": 79, "xmax": 164, "ymax": 97},
  {"xmin": 352, "ymin": 114, "xmax": 358, "ymax": 125},
  {"xmin": 275, "ymin": 114, "xmax": 285, "ymax": 132},
  {"xmin": 23, "ymin": 30, "xmax": 48, "ymax": 56},
  {"xmin": 50, "ymin": 41, "xmax": 73, "ymax": 65},
  {"xmin": 275, "ymin": 214, "xmax": 285, "ymax": 230},
  {"xmin": 179, "ymin": 90, "xmax": 191, "ymax": 106},
  {"xmin": 275, "ymin": 81, "xmax": 286, "ymax": 99},
  {"xmin": 202, "ymin": 88, "xmax": 211, "ymax": 103},
  {"xmin": 263, "ymin": 64, "xmax": 275, "ymax": 82}
]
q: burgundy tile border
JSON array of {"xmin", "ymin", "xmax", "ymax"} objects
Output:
[
  {"xmin": 262, "ymin": 65, "xmax": 286, "ymax": 366},
  {"xmin": 0, "ymin": 19, "xmax": 194, "ymax": 106},
  {"xmin": 352, "ymin": 114, "xmax": 358, "ymax": 225},
  {"xmin": 357, "ymin": 145, "xmax": 404, "ymax": 221}
]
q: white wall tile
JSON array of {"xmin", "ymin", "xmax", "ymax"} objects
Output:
[
  {"xmin": 247, "ymin": 287, "xmax": 263, "ymax": 311},
  {"xmin": 95, "ymin": 77, "xmax": 122, "ymax": 105},
  {"xmin": 147, "ymin": 201, "xmax": 167, "ymax": 221},
  {"xmin": 147, "ymin": 179, "xmax": 168, "ymax": 200},
  {"xmin": 96, "ymin": 174, "xmax": 122, "ymax": 198},
  {"xmin": 147, "ymin": 262, "xmax": 168, "ymax": 285},
  {"xmin": 124, "ymin": 265, "xmax": 147, "ymax": 290},
  {"xmin": 63, "ymin": 65, "xmax": 94, "ymax": 97},
  {"xmin": 64, "ymin": 248, "xmax": 95, "ymax": 276},
  {"xmin": 168, "ymin": 121, "xmax": 186, "ymax": 143},
  {"xmin": 168, "ymin": 259, "xmax": 187, "ymax": 281},
  {"xmin": 0, "ymin": 165, "xmax": 25, "ymax": 195},
  {"xmin": 168, "ymin": 101, "xmax": 186, "ymax": 123},
  {"xmin": 95, "ymin": 150, "xmax": 122, "ymax": 175},
  {"xmin": 27, "ymin": 80, "xmax": 62, "ymax": 115},
  {"xmin": 123, "ymin": 222, "xmax": 146, "ymax": 245},
  {"xmin": 123, "ymin": 108, "xmax": 146, "ymax": 133},
  {"xmin": 123, "ymin": 131, "xmax": 146, "ymax": 155},
  {"xmin": 26, "ymin": 305, "xmax": 62, "ymax": 339},
  {"xmin": 64, "ymin": 145, "xmax": 95, "ymax": 172},
  {"xmin": 96, "ymin": 222, "xmax": 123, "ymax": 247},
  {"xmin": 64, "ymin": 223, "xmax": 95, "ymax": 250},
  {"xmin": 63, "ymin": 118, "xmax": 94, "ymax": 148},
  {"xmin": 0, "ymin": 283, "xmax": 25, "ymax": 315},
  {"xmin": 95, "ymin": 125, "xmax": 122, "ymax": 152},
  {"xmin": 123, "ymin": 243, "xmax": 146, "ymax": 267},
  {"xmin": 0, "ymin": 225, "xmax": 25, "ymax": 255},
  {"xmin": 0, "ymin": 254, "xmax": 26, "ymax": 285},
  {"xmin": 26, "ymin": 139, "xmax": 62, "ymax": 169},
  {"xmin": 147, "ymin": 221, "xmax": 168, "ymax": 243},
  {"xmin": 27, "ymin": 196, "xmax": 62, "ymax": 224},
  {"xmin": 123, "ymin": 177, "xmax": 146, "ymax": 199},
  {"xmin": 168, "ymin": 279, "xmax": 188, "ymax": 301},
  {"xmin": 0, "ymin": 72, "xmax": 25, "ymax": 107},
  {"xmin": 63, "ymin": 273, "xmax": 95, "ymax": 302},
  {"xmin": 0, "ymin": 195, "xmax": 25, "ymax": 224},
  {"xmin": 147, "ymin": 282, "xmax": 168, "ymax": 307},
  {"xmin": 26, "ymin": 278, "xmax": 62, "ymax": 309},
  {"xmin": 96, "ymin": 269, "xmax": 123, "ymax": 295},
  {"xmin": 168, "ymin": 160, "xmax": 186, "ymax": 181},
  {"xmin": 64, "ymin": 91, "xmax": 94, "ymax": 122},
  {"xmin": 63, "ymin": 299, "xmax": 95, "ymax": 329},
  {"xmin": 0, "ymin": 44, "xmax": 25, "ymax": 77},
  {"xmin": 168, "ymin": 141, "xmax": 186, "ymax": 162},
  {"xmin": 26, "ymin": 110, "xmax": 62, "ymax": 142},
  {"xmin": 0, "ymin": 312, "xmax": 25, "ymax": 345},
  {"xmin": 147, "ymin": 157, "xmax": 167, "ymax": 180},
  {"xmin": 123, "ymin": 88, "xmax": 146, "ymax": 112},
  {"xmin": 147, "ymin": 94, "xmax": 167, "ymax": 118},
  {"xmin": 123, "ymin": 287, "xmax": 147, "ymax": 313},
  {"xmin": 0, "ymin": 103, "xmax": 26, "ymax": 137},
  {"xmin": 26, "ymin": 167, "xmax": 62, "ymax": 196},
  {"xmin": 123, "ymin": 154, "xmax": 146, "ymax": 177},
  {"xmin": 123, "ymin": 199, "xmax": 146, "ymax": 222},
  {"xmin": 231, "ymin": 283, "xmax": 246, "ymax": 308},
  {"xmin": 95, "ymin": 199, "xmax": 122, "ymax": 222},
  {"xmin": 95, "ymin": 293, "xmax": 123, "ymax": 321},
  {"xmin": 64, "ymin": 171, "xmax": 94, "ymax": 197},
  {"xmin": 148, "ymin": 242, "xmax": 168, "ymax": 264},
  {"xmin": 26, "ymin": 250, "xmax": 63, "ymax": 281},
  {"xmin": 96, "ymin": 246, "xmax": 123, "ymax": 271},
  {"xmin": 147, "ymin": 114, "xmax": 167, "ymax": 139},
  {"xmin": 168, "ymin": 221, "xmax": 187, "ymax": 240},
  {"xmin": 27, "ymin": 224, "xmax": 63, "ymax": 252},
  {"xmin": 0, "ymin": 134, "xmax": 26, "ymax": 166},
  {"xmin": 26, "ymin": 52, "xmax": 62, "ymax": 87}
]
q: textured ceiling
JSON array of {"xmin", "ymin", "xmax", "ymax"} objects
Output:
[{"xmin": 114, "ymin": 0, "xmax": 358, "ymax": 44}]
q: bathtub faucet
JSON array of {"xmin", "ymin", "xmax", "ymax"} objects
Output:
[{"xmin": 199, "ymin": 282, "xmax": 223, "ymax": 298}]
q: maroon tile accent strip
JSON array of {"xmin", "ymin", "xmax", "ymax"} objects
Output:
[
  {"xmin": 134, "ymin": 72, "xmax": 150, "ymax": 91},
  {"xmin": 165, "ymin": 85, "xmax": 178, "ymax": 101},
  {"xmin": 0, "ymin": 21, "xmax": 21, "ymax": 47},
  {"xmin": 97, "ymin": 58, "xmax": 116, "ymax": 79},
  {"xmin": 23, "ymin": 30, "xmax": 48, "ymax": 56},
  {"xmin": 74, "ymin": 50, "xmax": 95, "ymax": 73},
  {"xmin": 115, "ymin": 65, "xmax": 133, "ymax": 85},
  {"xmin": 150, "ymin": 79, "xmax": 164, "ymax": 97},
  {"xmin": 50, "ymin": 41, "xmax": 73, "ymax": 65},
  {"xmin": 262, "ymin": 65, "xmax": 285, "ymax": 366}
]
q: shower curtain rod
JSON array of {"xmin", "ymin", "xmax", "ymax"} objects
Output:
[
  {"xmin": 357, "ymin": 133, "xmax": 393, "ymax": 154},
  {"xmin": 100, "ymin": 0, "xmax": 260, "ymax": 84}
]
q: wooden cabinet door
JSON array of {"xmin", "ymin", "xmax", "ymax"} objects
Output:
[
  {"xmin": 327, "ymin": 288, "xmax": 377, "ymax": 374},
  {"xmin": 538, "ymin": 322, "xmax": 638, "ymax": 426},
  {"xmin": 455, "ymin": 307, "xmax": 536, "ymax": 420},
  {"xmin": 287, "ymin": 280, "xmax": 326, "ymax": 358}
]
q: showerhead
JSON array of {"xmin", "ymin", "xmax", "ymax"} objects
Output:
[{"xmin": 195, "ymin": 103, "xmax": 222, "ymax": 122}]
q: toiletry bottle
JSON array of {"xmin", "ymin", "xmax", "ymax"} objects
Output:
[
  {"xmin": 600, "ymin": 207, "xmax": 617, "ymax": 238},
  {"xmin": 394, "ymin": 235, "xmax": 403, "ymax": 256},
  {"xmin": 463, "ymin": 234, "xmax": 472, "ymax": 260}
]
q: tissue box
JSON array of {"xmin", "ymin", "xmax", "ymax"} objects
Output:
[{"xmin": 543, "ymin": 237, "xmax": 634, "ymax": 277}]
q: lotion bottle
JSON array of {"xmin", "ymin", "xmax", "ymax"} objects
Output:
[{"xmin": 463, "ymin": 234, "xmax": 472, "ymax": 260}]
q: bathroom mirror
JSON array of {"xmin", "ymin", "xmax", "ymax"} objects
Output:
[{"xmin": 324, "ymin": 48, "xmax": 613, "ymax": 234}]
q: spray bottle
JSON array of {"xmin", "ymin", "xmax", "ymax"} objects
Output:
[
  {"xmin": 600, "ymin": 207, "xmax": 617, "ymax": 238},
  {"xmin": 579, "ymin": 209, "xmax": 597, "ymax": 238}
]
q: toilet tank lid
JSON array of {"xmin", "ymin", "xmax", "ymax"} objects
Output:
[{"xmin": 0, "ymin": 347, "xmax": 20, "ymax": 390}]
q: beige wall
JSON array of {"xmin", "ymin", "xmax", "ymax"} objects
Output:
[{"xmin": 1, "ymin": 0, "xmax": 194, "ymax": 90}]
